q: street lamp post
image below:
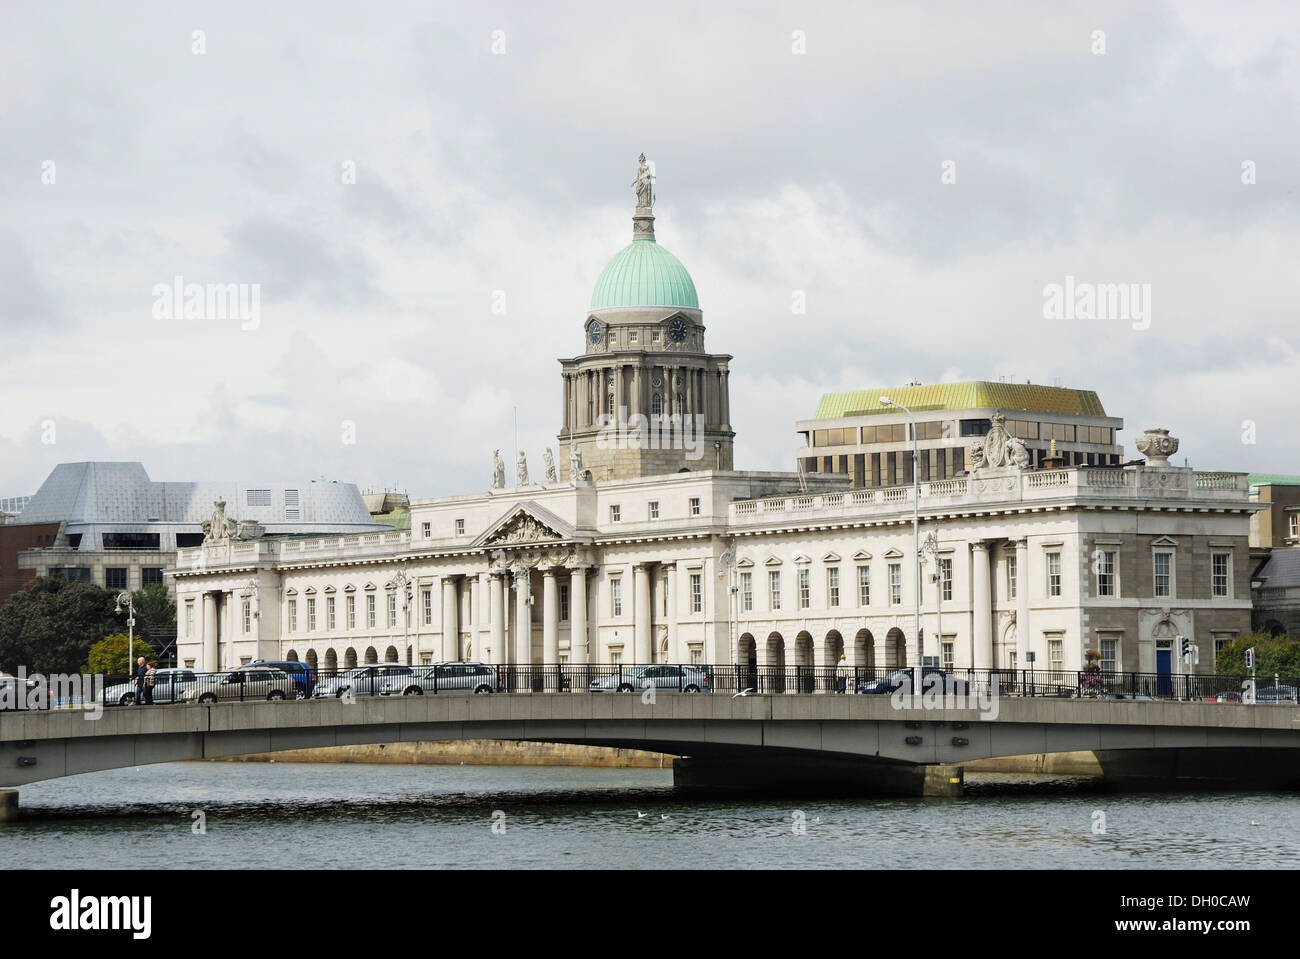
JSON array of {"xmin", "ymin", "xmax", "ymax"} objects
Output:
[
  {"xmin": 115, "ymin": 591, "xmax": 135, "ymax": 679},
  {"xmin": 922, "ymin": 530, "xmax": 943, "ymax": 669},
  {"xmin": 393, "ymin": 569, "xmax": 411, "ymax": 665},
  {"xmin": 881, "ymin": 396, "xmax": 921, "ymax": 695}
]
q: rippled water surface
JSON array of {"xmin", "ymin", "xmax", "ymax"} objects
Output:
[{"xmin": 5, "ymin": 762, "xmax": 1299, "ymax": 869}]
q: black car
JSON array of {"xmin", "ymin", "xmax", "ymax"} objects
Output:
[
  {"xmin": 857, "ymin": 667, "xmax": 969, "ymax": 696},
  {"xmin": 249, "ymin": 660, "xmax": 317, "ymax": 698}
]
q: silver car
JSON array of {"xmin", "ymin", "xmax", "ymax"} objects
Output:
[
  {"xmin": 588, "ymin": 664, "xmax": 710, "ymax": 694},
  {"xmin": 180, "ymin": 667, "xmax": 296, "ymax": 703},
  {"xmin": 101, "ymin": 668, "xmax": 199, "ymax": 706},
  {"xmin": 313, "ymin": 664, "xmax": 413, "ymax": 699},
  {"xmin": 381, "ymin": 662, "xmax": 501, "ymax": 696}
]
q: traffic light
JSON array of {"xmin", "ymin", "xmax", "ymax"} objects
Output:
[
  {"xmin": 1245, "ymin": 647, "xmax": 1256, "ymax": 670},
  {"xmin": 1179, "ymin": 636, "xmax": 1190, "ymax": 660}
]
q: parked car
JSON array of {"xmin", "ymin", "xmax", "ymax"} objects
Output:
[
  {"xmin": 249, "ymin": 660, "xmax": 316, "ymax": 698},
  {"xmin": 100, "ymin": 668, "xmax": 200, "ymax": 706},
  {"xmin": 313, "ymin": 664, "xmax": 413, "ymax": 699},
  {"xmin": 588, "ymin": 664, "xmax": 710, "ymax": 693},
  {"xmin": 180, "ymin": 667, "xmax": 296, "ymax": 703},
  {"xmin": 381, "ymin": 662, "xmax": 501, "ymax": 696},
  {"xmin": 1215, "ymin": 691, "xmax": 1242, "ymax": 704},
  {"xmin": 1254, "ymin": 685, "xmax": 1298, "ymax": 705},
  {"xmin": 857, "ymin": 667, "xmax": 969, "ymax": 696},
  {"xmin": 0, "ymin": 673, "xmax": 45, "ymax": 711}
]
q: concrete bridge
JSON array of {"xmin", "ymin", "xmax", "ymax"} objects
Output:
[{"xmin": 3, "ymin": 695, "xmax": 1300, "ymax": 809}]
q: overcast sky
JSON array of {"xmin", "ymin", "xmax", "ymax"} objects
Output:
[{"xmin": 3, "ymin": 0, "xmax": 1299, "ymax": 502}]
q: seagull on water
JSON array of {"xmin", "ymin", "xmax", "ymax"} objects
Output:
[
  {"xmin": 637, "ymin": 811, "xmax": 647, "ymax": 819},
  {"xmin": 661, "ymin": 814, "xmax": 671, "ymax": 820}
]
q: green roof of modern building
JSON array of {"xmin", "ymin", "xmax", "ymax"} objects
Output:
[
  {"xmin": 590, "ymin": 238, "xmax": 699, "ymax": 311},
  {"xmin": 1248, "ymin": 473, "xmax": 1300, "ymax": 488},
  {"xmin": 812, "ymin": 382, "xmax": 1109, "ymax": 420}
]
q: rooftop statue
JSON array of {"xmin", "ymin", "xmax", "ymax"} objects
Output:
[{"xmin": 633, "ymin": 153, "xmax": 654, "ymax": 210}]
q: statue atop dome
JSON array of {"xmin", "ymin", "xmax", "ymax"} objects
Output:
[{"xmin": 632, "ymin": 153, "xmax": 655, "ymax": 210}]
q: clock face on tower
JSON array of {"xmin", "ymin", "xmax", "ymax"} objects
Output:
[
  {"xmin": 588, "ymin": 321, "xmax": 602, "ymax": 344},
  {"xmin": 668, "ymin": 317, "xmax": 688, "ymax": 342}
]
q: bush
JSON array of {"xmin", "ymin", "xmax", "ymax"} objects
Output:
[
  {"xmin": 1214, "ymin": 633, "xmax": 1300, "ymax": 678},
  {"xmin": 84, "ymin": 634, "xmax": 157, "ymax": 677},
  {"xmin": 0, "ymin": 577, "xmax": 121, "ymax": 674}
]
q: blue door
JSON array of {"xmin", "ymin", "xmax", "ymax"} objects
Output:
[{"xmin": 1156, "ymin": 649, "xmax": 1172, "ymax": 697}]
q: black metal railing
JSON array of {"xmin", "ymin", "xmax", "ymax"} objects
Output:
[{"xmin": 3, "ymin": 663, "xmax": 1298, "ymax": 710}]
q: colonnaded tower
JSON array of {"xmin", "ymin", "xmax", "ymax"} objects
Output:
[{"xmin": 558, "ymin": 156, "xmax": 735, "ymax": 481}]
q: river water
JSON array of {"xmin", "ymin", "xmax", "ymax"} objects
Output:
[{"xmin": 4, "ymin": 762, "xmax": 1299, "ymax": 869}]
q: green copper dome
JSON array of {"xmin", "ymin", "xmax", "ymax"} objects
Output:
[{"xmin": 590, "ymin": 238, "xmax": 699, "ymax": 311}]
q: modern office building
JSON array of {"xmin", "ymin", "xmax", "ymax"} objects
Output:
[
  {"xmin": 1, "ymin": 462, "xmax": 389, "ymax": 603},
  {"xmin": 797, "ymin": 382, "xmax": 1126, "ymax": 487}
]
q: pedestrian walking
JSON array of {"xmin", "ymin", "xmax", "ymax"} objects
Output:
[
  {"xmin": 143, "ymin": 663, "xmax": 157, "ymax": 706},
  {"xmin": 835, "ymin": 654, "xmax": 849, "ymax": 694},
  {"xmin": 134, "ymin": 656, "xmax": 148, "ymax": 705}
]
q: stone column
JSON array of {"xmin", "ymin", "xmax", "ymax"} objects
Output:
[
  {"xmin": 664, "ymin": 563, "xmax": 678, "ymax": 662},
  {"xmin": 721, "ymin": 370, "xmax": 730, "ymax": 428},
  {"xmin": 634, "ymin": 564, "xmax": 652, "ymax": 664},
  {"xmin": 202, "ymin": 592, "xmax": 218, "ymax": 673},
  {"xmin": 543, "ymin": 568, "xmax": 560, "ymax": 670},
  {"xmin": 813, "ymin": 630, "xmax": 828, "ymax": 693},
  {"xmin": 490, "ymin": 573, "xmax": 506, "ymax": 665},
  {"xmin": 442, "ymin": 577, "xmax": 459, "ymax": 662},
  {"xmin": 476, "ymin": 572, "xmax": 489, "ymax": 662},
  {"xmin": 514, "ymin": 566, "xmax": 532, "ymax": 665},
  {"xmin": 972, "ymin": 542, "xmax": 992, "ymax": 671},
  {"xmin": 569, "ymin": 566, "xmax": 588, "ymax": 665},
  {"xmin": 1015, "ymin": 538, "xmax": 1030, "ymax": 669}
]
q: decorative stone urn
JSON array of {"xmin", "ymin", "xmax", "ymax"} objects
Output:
[{"xmin": 1136, "ymin": 428, "xmax": 1179, "ymax": 466}]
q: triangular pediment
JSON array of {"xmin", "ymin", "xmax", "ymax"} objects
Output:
[
  {"xmin": 883, "ymin": 547, "xmax": 904, "ymax": 559},
  {"xmin": 303, "ymin": 586, "xmax": 316, "ymax": 595},
  {"xmin": 792, "ymin": 553, "xmax": 812, "ymax": 565},
  {"xmin": 852, "ymin": 549, "xmax": 872, "ymax": 561},
  {"xmin": 736, "ymin": 557, "xmax": 754, "ymax": 568},
  {"xmin": 764, "ymin": 556, "xmax": 783, "ymax": 566},
  {"xmin": 323, "ymin": 584, "xmax": 336, "ymax": 594},
  {"xmin": 474, "ymin": 501, "xmax": 574, "ymax": 549},
  {"xmin": 362, "ymin": 582, "xmax": 377, "ymax": 591},
  {"xmin": 342, "ymin": 583, "xmax": 356, "ymax": 593},
  {"xmin": 284, "ymin": 587, "xmax": 298, "ymax": 596},
  {"xmin": 1151, "ymin": 536, "xmax": 1178, "ymax": 547},
  {"xmin": 822, "ymin": 551, "xmax": 841, "ymax": 563}
]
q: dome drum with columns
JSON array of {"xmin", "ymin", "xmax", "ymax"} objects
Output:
[{"xmin": 559, "ymin": 157, "xmax": 734, "ymax": 481}]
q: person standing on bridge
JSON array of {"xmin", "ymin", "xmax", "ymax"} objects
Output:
[
  {"xmin": 835, "ymin": 654, "xmax": 849, "ymax": 694},
  {"xmin": 134, "ymin": 657, "xmax": 148, "ymax": 706},
  {"xmin": 142, "ymin": 663, "xmax": 156, "ymax": 706}
]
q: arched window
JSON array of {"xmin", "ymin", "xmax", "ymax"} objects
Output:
[
  {"xmin": 606, "ymin": 391, "xmax": 614, "ymax": 416},
  {"xmin": 652, "ymin": 393, "xmax": 662, "ymax": 415}
]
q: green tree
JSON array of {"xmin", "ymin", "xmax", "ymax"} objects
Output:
[
  {"xmin": 0, "ymin": 577, "xmax": 121, "ymax": 674},
  {"xmin": 83, "ymin": 633, "xmax": 156, "ymax": 677},
  {"xmin": 131, "ymin": 582, "xmax": 177, "ymax": 639},
  {"xmin": 1214, "ymin": 633, "xmax": 1300, "ymax": 678}
]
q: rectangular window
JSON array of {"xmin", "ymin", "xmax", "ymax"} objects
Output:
[
  {"xmin": 1048, "ymin": 635, "xmax": 1064, "ymax": 674},
  {"xmin": 689, "ymin": 497, "xmax": 701, "ymax": 516},
  {"xmin": 690, "ymin": 573, "xmax": 702, "ymax": 614},
  {"xmin": 288, "ymin": 600, "xmax": 297, "ymax": 632},
  {"xmin": 798, "ymin": 568, "xmax": 810, "ymax": 609},
  {"xmin": 611, "ymin": 649, "xmax": 622, "ymax": 666},
  {"xmin": 939, "ymin": 557, "xmax": 952, "ymax": 602},
  {"xmin": 242, "ymin": 600, "xmax": 251, "ymax": 634},
  {"xmin": 387, "ymin": 593, "xmax": 397, "ymax": 627},
  {"xmin": 422, "ymin": 522, "xmax": 431, "ymax": 538},
  {"xmin": 347, "ymin": 595, "xmax": 356, "ymax": 629},
  {"xmin": 889, "ymin": 563, "xmax": 902, "ymax": 605},
  {"xmin": 246, "ymin": 489, "xmax": 272, "ymax": 507},
  {"xmin": 327, "ymin": 596, "xmax": 336, "ymax": 631},
  {"xmin": 1047, "ymin": 552, "xmax": 1062, "ymax": 597},
  {"xmin": 827, "ymin": 567, "xmax": 840, "ymax": 607},
  {"xmin": 367, "ymin": 594, "xmax": 376, "ymax": 628},
  {"xmin": 307, "ymin": 598, "xmax": 316, "ymax": 631},
  {"xmin": 141, "ymin": 568, "xmax": 164, "ymax": 586},
  {"xmin": 1211, "ymin": 553, "xmax": 1231, "ymax": 598},
  {"xmin": 1291, "ymin": 514, "xmax": 1299, "ymax": 539},
  {"xmin": 1006, "ymin": 554, "xmax": 1017, "ymax": 599},
  {"xmin": 611, "ymin": 578, "xmax": 623, "ymax": 617},
  {"xmin": 741, "ymin": 571, "xmax": 753, "ymax": 611},
  {"xmin": 105, "ymin": 567, "xmax": 128, "ymax": 590},
  {"xmin": 648, "ymin": 501, "xmax": 659, "ymax": 520},
  {"xmin": 1153, "ymin": 551, "xmax": 1172, "ymax": 598},
  {"xmin": 610, "ymin": 504, "xmax": 621, "ymax": 523},
  {"xmin": 942, "ymin": 641, "xmax": 954, "ymax": 670},
  {"xmin": 857, "ymin": 565, "xmax": 870, "ymax": 606},
  {"xmin": 455, "ymin": 519, "xmax": 465, "ymax": 535},
  {"xmin": 185, "ymin": 602, "xmax": 194, "ymax": 637},
  {"xmin": 422, "ymin": 589, "xmax": 432, "ymax": 626},
  {"xmin": 1096, "ymin": 550, "xmax": 1117, "ymax": 597},
  {"xmin": 1099, "ymin": 636, "xmax": 1118, "ymax": 672},
  {"xmin": 559, "ymin": 584, "xmax": 569, "ymax": 621},
  {"xmin": 769, "ymin": 570, "xmax": 782, "ymax": 610}
]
